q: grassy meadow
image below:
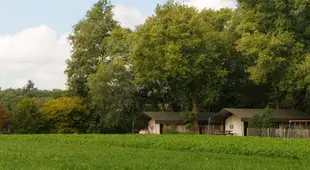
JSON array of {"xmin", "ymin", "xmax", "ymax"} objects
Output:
[{"xmin": 0, "ymin": 134, "xmax": 309, "ymax": 169}]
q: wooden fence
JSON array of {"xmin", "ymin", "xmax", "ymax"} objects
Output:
[{"xmin": 247, "ymin": 128, "xmax": 310, "ymax": 138}]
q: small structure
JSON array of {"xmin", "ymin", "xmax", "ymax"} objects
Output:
[
  {"xmin": 210, "ymin": 108, "xmax": 310, "ymax": 136},
  {"xmin": 136, "ymin": 112, "xmax": 222, "ymax": 134}
]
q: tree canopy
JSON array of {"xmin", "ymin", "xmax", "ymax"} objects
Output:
[
  {"xmin": 65, "ymin": 0, "xmax": 119, "ymax": 98},
  {"xmin": 2, "ymin": 0, "xmax": 310, "ymax": 134}
]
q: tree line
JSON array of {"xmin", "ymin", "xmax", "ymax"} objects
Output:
[
  {"xmin": 1, "ymin": 0, "xmax": 310, "ymax": 133},
  {"xmin": 0, "ymin": 80, "xmax": 85, "ymax": 133}
]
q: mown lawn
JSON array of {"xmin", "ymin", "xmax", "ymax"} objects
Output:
[{"xmin": 0, "ymin": 135, "xmax": 309, "ymax": 169}]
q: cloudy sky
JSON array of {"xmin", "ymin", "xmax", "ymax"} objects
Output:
[{"xmin": 0, "ymin": 0, "xmax": 236, "ymax": 90}]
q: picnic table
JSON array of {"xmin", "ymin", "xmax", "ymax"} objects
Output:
[{"xmin": 212, "ymin": 130, "xmax": 235, "ymax": 136}]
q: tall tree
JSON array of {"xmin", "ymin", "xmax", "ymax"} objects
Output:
[
  {"xmin": 65, "ymin": 0, "xmax": 119, "ymax": 98},
  {"xmin": 88, "ymin": 60, "xmax": 140, "ymax": 133},
  {"xmin": 236, "ymin": 0, "xmax": 310, "ymax": 109},
  {"xmin": 207, "ymin": 8, "xmax": 270, "ymax": 110},
  {"xmin": 88, "ymin": 28, "xmax": 141, "ymax": 133},
  {"xmin": 132, "ymin": 2, "xmax": 229, "ymax": 132}
]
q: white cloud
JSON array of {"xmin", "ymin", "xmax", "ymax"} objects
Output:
[
  {"xmin": 0, "ymin": 6, "xmax": 145, "ymax": 90},
  {"xmin": 112, "ymin": 1, "xmax": 236, "ymax": 29},
  {"xmin": 112, "ymin": 5, "xmax": 146, "ymax": 29},
  {"xmin": 0, "ymin": 25, "xmax": 70, "ymax": 90},
  {"xmin": 0, "ymin": 1, "xmax": 236, "ymax": 90},
  {"xmin": 185, "ymin": 0, "xmax": 236, "ymax": 10}
]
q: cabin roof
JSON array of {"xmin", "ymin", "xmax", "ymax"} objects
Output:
[
  {"xmin": 137, "ymin": 112, "xmax": 220, "ymax": 124},
  {"xmin": 211, "ymin": 108, "xmax": 310, "ymax": 122}
]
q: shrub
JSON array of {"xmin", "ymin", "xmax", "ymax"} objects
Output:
[
  {"xmin": 181, "ymin": 111, "xmax": 195, "ymax": 130},
  {"xmin": 10, "ymin": 98, "xmax": 47, "ymax": 134},
  {"xmin": 41, "ymin": 97, "xmax": 87, "ymax": 133},
  {"xmin": 261, "ymin": 108, "xmax": 274, "ymax": 128},
  {"xmin": 249, "ymin": 108, "xmax": 274, "ymax": 128},
  {"xmin": 249, "ymin": 114, "xmax": 262, "ymax": 128},
  {"xmin": 166, "ymin": 125, "xmax": 179, "ymax": 134}
]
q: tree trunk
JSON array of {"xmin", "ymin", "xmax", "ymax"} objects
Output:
[{"xmin": 192, "ymin": 96, "xmax": 199, "ymax": 134}]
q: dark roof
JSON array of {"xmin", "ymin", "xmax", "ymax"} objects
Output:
[
  {"xmin": 211, "ymin": 108, "xmax": 310, "ymax": 122},
  {"xmin": 138, "ymin": 112, "xmax": 218, "ymax": 124}
]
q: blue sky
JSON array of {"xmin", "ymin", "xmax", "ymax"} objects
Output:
[
  {"xmin": 0, "ymin": 0, "xmax": 165, "ymax": 34},
  {"xmin": 0, "ymin": 0, "xmax": 235, "ymax": 90}
]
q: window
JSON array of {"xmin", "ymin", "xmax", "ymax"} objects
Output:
[{"xmin": 229, "ymin": 125, "xmax": 234, "ymax": 129}]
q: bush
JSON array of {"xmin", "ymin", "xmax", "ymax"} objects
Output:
[
  {"xmin": 165, "ymin": 125, "xmax": 179, "ymax": 134},
  {"xmin": 261, "ymin": 109, "xmax": 274, "ymax": 128},
  {"xmin": 10, "ymin": 98, "xmax": 47, "ymax": 134},
  {"xmin": 249, "ymin": 108, "xmax": 274, "ymax": 128},
  {"xmin": 41, "ymin": 97, "xmax": 87, "ymax": 133},
  {"xmin": 180, "ymin": 111, "xmax": 195, "ymax": 130}
]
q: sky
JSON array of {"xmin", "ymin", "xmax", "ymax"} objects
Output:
[{"xmin": 0, "ymin": 0, "xmax": 236, "ymax": 90}]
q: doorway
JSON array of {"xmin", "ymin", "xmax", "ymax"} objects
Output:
[
  {"xmin": 160, "ymin": 124, "xmax": 167, "ymax": 134},
  {"xmin": 244, "ymin": 121, "xmax": 249, "ymax": 136},
  {"xmin": 160, "ymin": 124, "xmax": 163, "ymax": 134}
]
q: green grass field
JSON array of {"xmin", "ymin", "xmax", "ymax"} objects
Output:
[{"xmin": 0, "ymin": 135, "xmax": 309, "ymax": 169}]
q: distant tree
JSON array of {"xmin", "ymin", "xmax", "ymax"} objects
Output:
[
  {"xmin": 0, "ymin": 88, "xmax": 24, "ymax": 113},
  {"xmin": 10, "ymin": 98, "xmax": 47, "ymax": 134},
  {"xmin": 41, "ymin": 97, "xmax": 87, "ymax": 133},
  {"xmin": 22, "ymin": 80, "xmax": 38, "ymax": 98},
  {"xmin": 35, "ymin": 89, "xmax": 69, "ymax": 99}
]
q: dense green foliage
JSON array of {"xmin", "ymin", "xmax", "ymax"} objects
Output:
[
  {"xmin": 0, "ymin": 81, "xmax": 69, "ymax": 133},
  {"xmin": 65, "ymin": 0, "xmax": 119, "ymax": 98},
  {"xmin": 1, "ymin": 0, "xmax": 310, "ymax": 133},
  {"xmin": 132, "ymin": 3, "xmax": 231, "ymax": 131},
  {"xmin": 236, "ymin": 0, "xmax": 310, "ymax": 110},
  {"xmin": 249, "ymin": 108, "xmax": 274, "ymax": 128},
  {"xmin": 41, "ymin": 97, "xmax": 87, "ymax": 133},
  {"xmin": 64, "ymin": 0, "xmax": 310, "ymax": 133},
  {"xmin": 10, "ymin": 98, "xmax": 47, "ymax": 134},
  {"xmin": 180, "ymin": 111, "xmax": 195, "ymax": 130},
  {"xmin": 0, "ymin": 135, "xmax": 309, "ymax": 169},
  {"xmin": 88, "ymin": 59, "xmax": 141, "ymax": 133},
  {"xmin": 0, "ymin": 80, "xmax": 67, "ymax": 113}
]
